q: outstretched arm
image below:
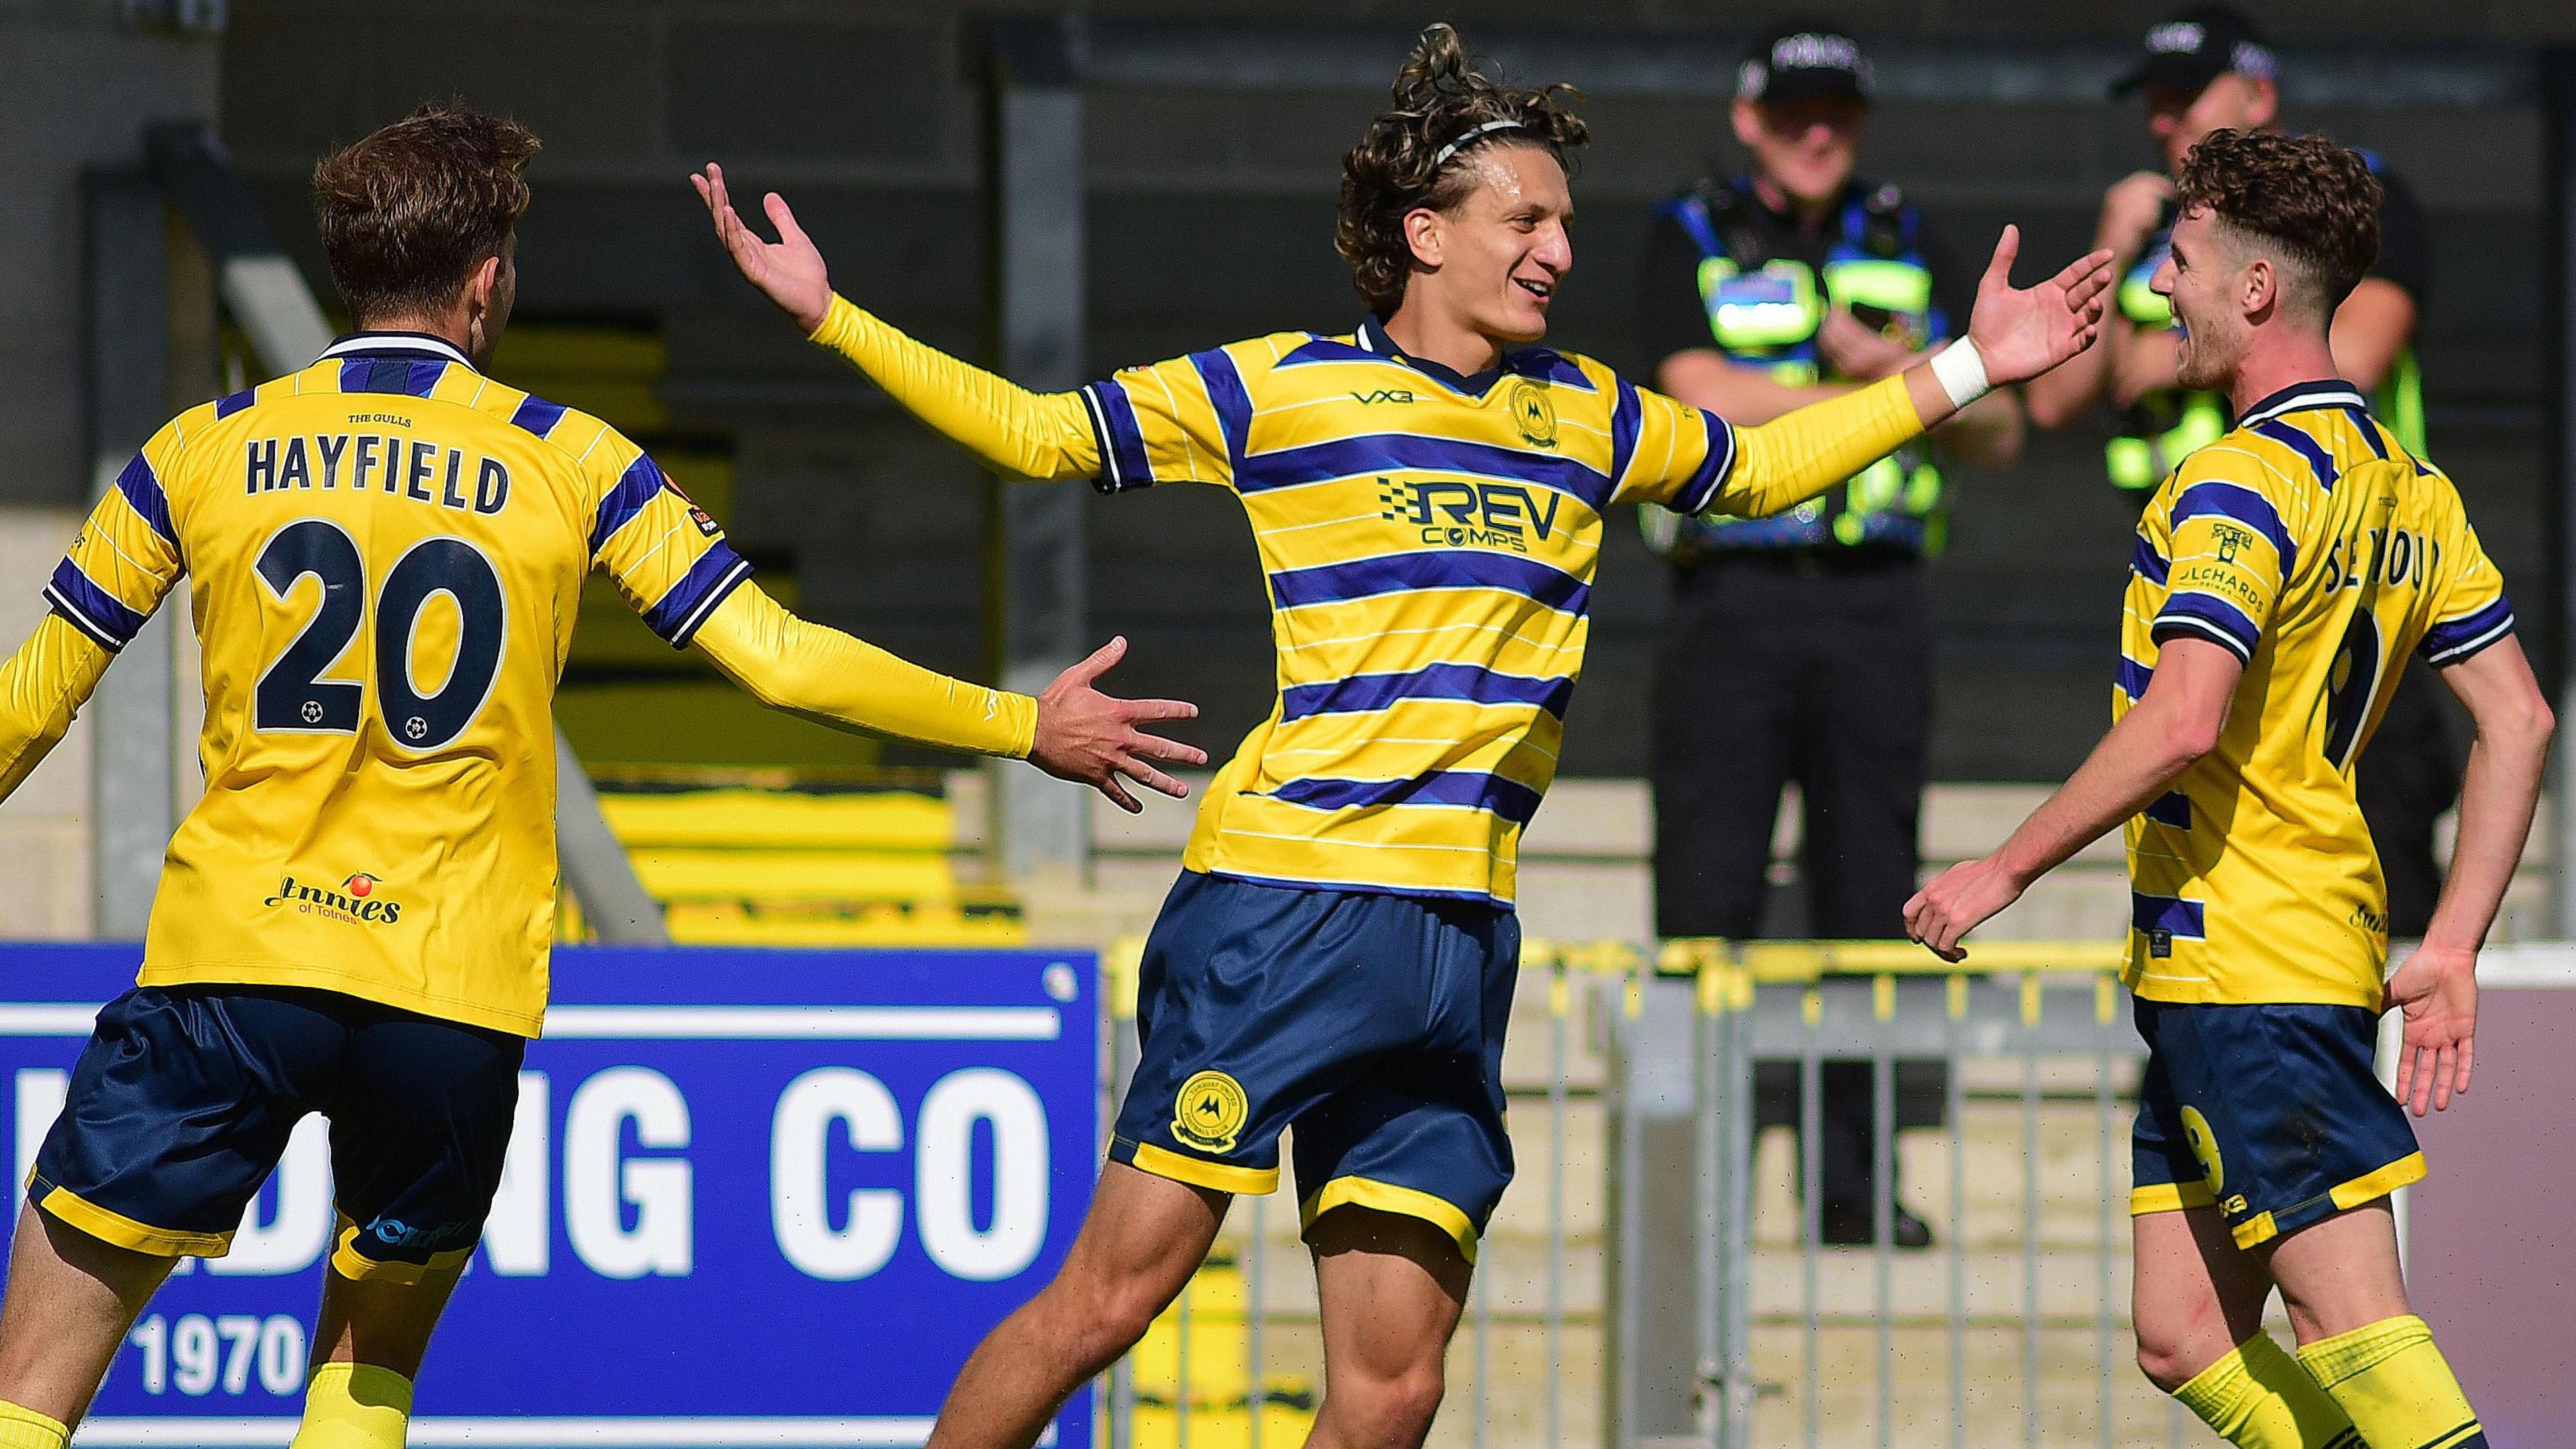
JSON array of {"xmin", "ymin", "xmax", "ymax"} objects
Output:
[
  {"xmin": 1903, "ymin": 638, "xmax": 2243, "ymax": 961},
  {"xmin": 0, "ymin": 615, "xmax": 114, "ymax": 803},
  {"xmin": 1714, "ymin": 227, "xmax": 2112, "ymax": 517},
  {"xmin": 690, "ymin": 584, "xmax": 1207, "ymax": 813},
  {"xmin": 693, "ymin": 164, "xmax": 1099, "ymax": 482}
]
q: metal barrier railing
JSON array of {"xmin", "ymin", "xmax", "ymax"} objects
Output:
[
  {"xmin": 1632, "ymin": 943, "xmax": 2187, "ymax": 1449},
  {"xmin": 1091, "ymin": 938, "xmax": 2185, "ymax": 1449}
]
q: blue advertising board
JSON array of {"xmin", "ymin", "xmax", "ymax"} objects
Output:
[{"xmin": 0, "ymin": 943, "xmax": 1099, "ymax": 1447}]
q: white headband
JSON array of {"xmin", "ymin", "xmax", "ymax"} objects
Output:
[{"xmin": 1432, "ymin": 119, "xmax": 1527, "ymax": 169}]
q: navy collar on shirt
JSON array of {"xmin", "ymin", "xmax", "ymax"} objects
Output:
[
  {"xmin": 1354, "ymin": 316, "xmax": 1567, "ymax": 396},
  {"xmin": 2237, "ymin": 378, "xmax": 2369, "ymax": 430},
  {"xmin": 318, "ymin": 331, "xmax": 477, "ymax": 371}
]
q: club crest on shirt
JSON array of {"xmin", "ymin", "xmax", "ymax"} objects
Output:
[
  {"xmin": 1507, "ymin": 380, "xmax": 1558, "ymax": 449},
  {"xmin": 1173, "ymin": 1069, "xmax": 1249, "ymax": 1153}
]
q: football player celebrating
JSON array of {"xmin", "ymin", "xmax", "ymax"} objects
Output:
[
  {"xmin": 1909, "ymin": 130, "xmax": 2542, "ymax": 1449},
  {"xmin": 0, "ymin": 105, "xmax": 1197, "ymax": 1449},
  {"xmin": 702, "ymin": 25, "xmax": 2111, "ymax": 1449}
]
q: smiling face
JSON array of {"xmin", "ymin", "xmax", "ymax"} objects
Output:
[
  {"xmin": 2156, "ymin": 205, "xmax": 2253, "ymax": 391},
  {"xmin": 1397, "ymin": 142, "xmax": 1573, "ymax": 345},
  {"xmin": 2143, "ymin": 73, "xmax": 2276, "ymax": 172},
  {"xmin": 1733, "ymin": 93, "xmax": 1866, "ymax": 207}
]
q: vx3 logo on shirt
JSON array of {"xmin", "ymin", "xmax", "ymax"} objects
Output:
[
  {"xmin": 1379, "ymin": 478, "xmax": 1564, "ymax": 553},
  {"xmin": 1350, "ymin": 389, "xmax": 1417, "ymax": 405}
]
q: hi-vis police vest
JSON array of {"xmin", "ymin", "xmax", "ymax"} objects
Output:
[
  {"xmin": 2110, "ymin": 157, "xmax": 2426, "ymax": 496},
  {"xmin": 1644, "ymin": 178, "xmax": 1949, "ymax": 559}
]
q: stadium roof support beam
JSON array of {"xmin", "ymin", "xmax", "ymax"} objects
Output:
[
  {"xmin": 984, "ymin": 17, "xmax": 1091, "ymax": 888},
  {"xmin": 85, "ymin": 123, "xmax": 670, "ymax": 945},
  {"xmin": 83, "ymin": 170, "xmax": 176, "ymax": 939}
]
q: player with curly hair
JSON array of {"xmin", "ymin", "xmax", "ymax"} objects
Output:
[
  {"xmin": 700, "ymin": 25, "xmax": 2111, "ymax": 1447},
  {"xmin": 1909, "ymin": 129, "xmax": 2544, "ymax": 1449}
]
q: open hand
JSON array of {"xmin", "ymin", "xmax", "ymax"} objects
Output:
[
  {"xmin": 2385, "ymin": 943, "xmax": 2477, "ymax": 1115},
  {"xmin": 691, "ymin": 162, "xmax": 833, "ymax": 334},
  {"xmin": 1902, "ymin": 855, "xmax": 2027, "ymax": 963},
  {"xmin": 1962, "ymin": 226, "xmax": 2116, "ymax": 386},
  {"xmin": 1029, "ymin": 637, "xmax": 1208, "ymax": 814}
]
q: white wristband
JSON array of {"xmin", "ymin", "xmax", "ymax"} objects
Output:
[{"xmin": 1928, "ymin": 339, "xmax": 1991, "ymax": 412}]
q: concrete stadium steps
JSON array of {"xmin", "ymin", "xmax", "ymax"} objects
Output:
[
  {"xmin": 585, "ymin": 776, "xmax": 1026, "ymax": 947},
  {"xmin": 1059, "ymin": 771, "xmax": 2555, "ymax": 949}
]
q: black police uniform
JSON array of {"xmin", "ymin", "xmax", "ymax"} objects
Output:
[{"xmin": 1638, "ymin": 174, "xmax": 1975, "ymax": 1238}]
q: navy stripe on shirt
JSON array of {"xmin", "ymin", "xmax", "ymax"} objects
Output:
[
  {"xmin": 1269, "ymin": 548, "xmax": 1590, "ymax": 615},
  {"xmin": 1279, "ymin": 661, "xmax": 1575, "ymax": 723},
  {"xmin": 643, "ymin": 541, "xmax": 752, "ymax": 647},
  {"xmin": 1267, "ymin": 769, "xmax": 1545, "ymax": 826},
  {"xmin": 114, "ymin": 453, "xmax": 179, "ymax": 549},
  {"xmin": 2420, "ymin": 596, "xmax": 2516, "ymax": 666},
  {"xmin": 2171, "ymin": 480, "xmax": 2296, "ymax": 576},
  {"xmin": 2131, "ymin": 892, "xmax": 2207, "ymax": 940},
  {"xmin": 589, "ymin": 456, "xmax": 666, "ymax": 558},
  {"xmin": 2153, "ymin": 592, "xmax": 2261, "ymax": 663},
  {"xmin": 44, "ymin": 558, "xmax": 146, "ymax": 651}
]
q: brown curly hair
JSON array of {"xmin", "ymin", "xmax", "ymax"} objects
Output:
[
  {"xmin": 1334, "ymin": 25, "xmax": 1589, "ymax": 317},
  {"xmin": 314, "ymin": 103, "xmax": 541, "ymax": 325},
  {"xmin": 2176, "ymin": 128, "xmax": 2380, "ymax": 319}
]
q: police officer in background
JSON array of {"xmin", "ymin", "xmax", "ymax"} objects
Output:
[
  {"xmin": 1639, "ymin": 19, "xmax": 2023, "ymax": 1247},
  {"xmin": 2023, "ymin": 6, "xmax": 2455, "ymax": 934}
]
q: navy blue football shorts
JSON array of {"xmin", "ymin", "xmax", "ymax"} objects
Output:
[
  {"xmin": 29, "ymin": 985, "xmax": 524, "ymax": 1282},
  {"xmin": 2130, "ymin": 998, "xmax": 2423, "ymax": 1249},
  {"xmin": 1109, "ymin": 871, "xmax": 1520, "ymax": 1262}
]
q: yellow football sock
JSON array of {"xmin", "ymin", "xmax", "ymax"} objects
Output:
[
  {"xmin": 0, "ymin": 1401, "xmax": 66, "ymax": 1449},
  {"xmin": 2173, "ymin": 1331, "xmax": 2362, "ymax": 1448},
  {"xmin": 289, "ymin": 1360, "xmax": 415, "ymax": 1449},
  {"xmin": 2296, "ymin": 1315, "xmax": 2487, "ymax": 1449}
]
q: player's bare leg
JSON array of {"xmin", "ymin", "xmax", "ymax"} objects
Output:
[
  {"xmin": 2256, "ymin": 1200, "xmax": 2410, "ymax": 1344},
  {"xmin": 286, "ymin": 1262, "xmax": 469, "ymax": 1449},
  {"xmin": 924, "ymin": 1163, "xmax": 1226, "ymax": 1449},
  {"xmin": 308, "ymin": 1260, "xmax": 469, "ymax": 1379},
  {"xmin": 2131, "ymin": 1205, "xmax": 2273, "ymax": 1389},
  {"xmin": 2135, "ymin": 1205, "xmax": 2359, "ymax": 1447},
  {"xmin": 0, "ymin": 1204, "xmax": 176, "ymax": 1426},
  {"xmin": 1306, "ymin": 1208, "xmax": 1471, "ymax": 1449}
]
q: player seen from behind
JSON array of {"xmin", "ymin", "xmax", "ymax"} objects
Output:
[
  {"xmin": 1907, "ymin": 130, "xmax": 2544, "ymax": 1449},
  {"xmin": 702, "ymin": 23, "xmax": 2112, "ymax": 1449},
  {"xmin": 0, "ymin": 105, "xmax": 1201, "ymax": 1449}
]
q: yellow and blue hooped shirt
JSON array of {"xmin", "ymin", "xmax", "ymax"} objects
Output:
[
  {"xmin": 2120, "ymin": 380, "xmax": 2512, "ymax": 1007},
  {"xmin": 1085, "ymin": 318, "xmax": 1888, "ymax": 905}
]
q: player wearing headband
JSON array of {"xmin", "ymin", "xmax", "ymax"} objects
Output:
[{"xmin": 698, "ymin": 25, "xmax": 2111, "ymax": 1448}]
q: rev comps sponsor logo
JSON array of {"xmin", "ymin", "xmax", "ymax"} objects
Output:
[
  {"xmin": 1378, "ymin": 477, "xmax": 1564, "ymax": 553},
  {"xmin": 264, "ymin": 872, "xmax": 404, "ymax": 926}
]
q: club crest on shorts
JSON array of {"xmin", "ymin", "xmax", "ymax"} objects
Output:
[
  {"xmin": 1173, "ymin": 1070, "xmax": 1248, "ymax": 1153},
  {"xmin": 2180, "ymin": 1104, "xmax": 2224, "ymax": 1194}
]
